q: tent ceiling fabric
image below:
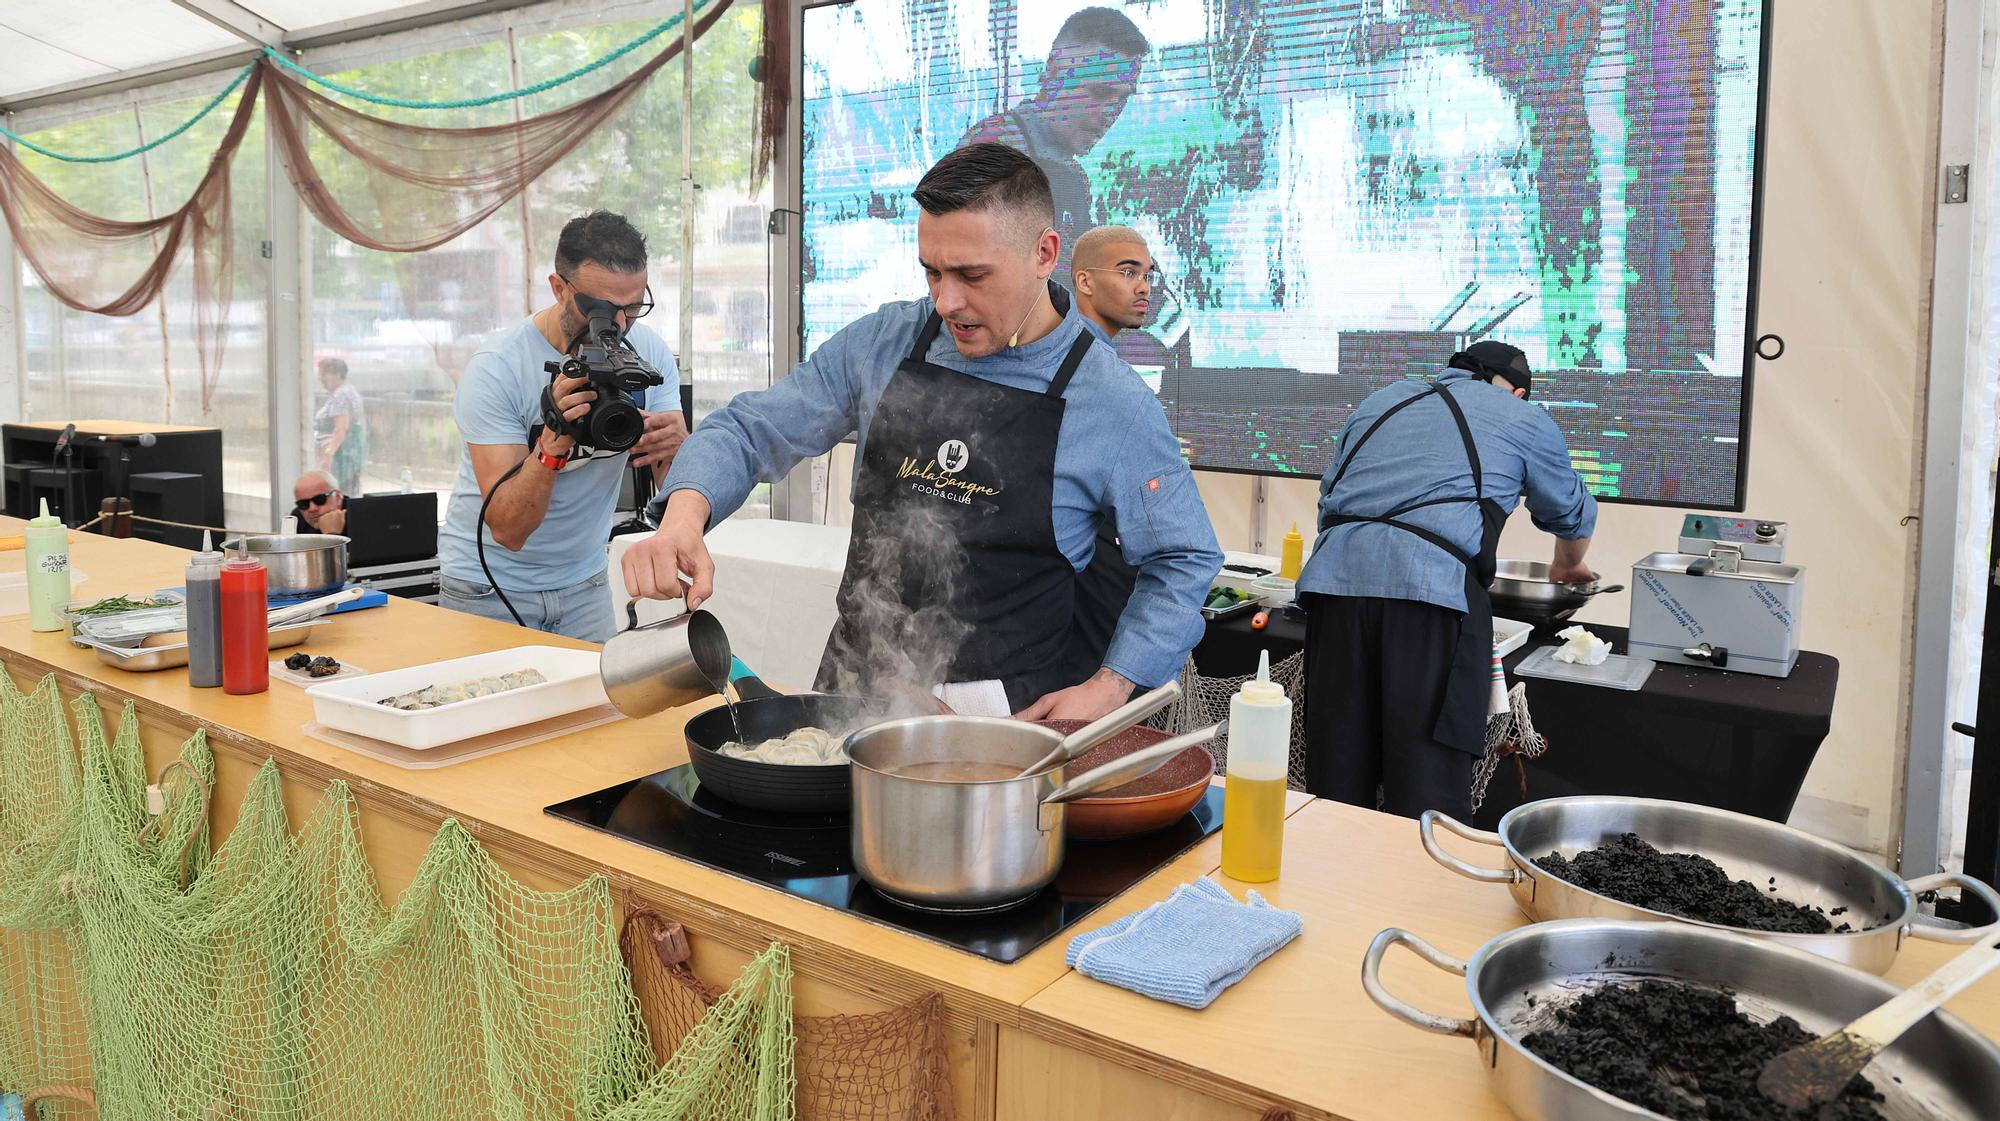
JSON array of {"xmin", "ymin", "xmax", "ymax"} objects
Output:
[{"xmin": 0, "ymin": 1, "xmax": 439, "ymax": 100}]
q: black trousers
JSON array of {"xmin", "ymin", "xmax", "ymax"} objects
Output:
[{"xmin": 1303, "ymin": 593, "xmax": 1476, "ymax": 820}]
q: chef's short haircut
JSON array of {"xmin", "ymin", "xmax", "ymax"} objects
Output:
[
  {"xmin": 1051, "ymin": 8, "xmax": 1149, "ymax": 60},
  {"xmin": 913, "ymin": 144, "xmax": 1056, "ymax": 246},
  {"xmin": 555, "ymin": 210, "xmax": 649, "ymax": 276},
  {"xmin": 1073, "ymin": 225, "xmax": 1148, "ymax": 272}
]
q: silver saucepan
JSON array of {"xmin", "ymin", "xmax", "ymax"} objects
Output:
[
  {"xmin": 847, "ymin": 716, "xmax": 1225, "ymax": 911},
  {"xmin": 1421, "ymin": 796, "xmax": 2000, "ymax": 974},
  {"xmin": 221, "ymin": 534, "xmax": 349, "ymax": 597}
]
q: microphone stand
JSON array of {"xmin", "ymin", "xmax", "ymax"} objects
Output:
[
  {"xmin": 607, "ymin": 461, "xmax": 658, "ymax": 540},
  {"xmin": 101, "ymin": 441, "xmax": 134, "ymax": 538},
  {"xmin": 57, "ymin": 441, "xmax": 76, "ymax": 529}
]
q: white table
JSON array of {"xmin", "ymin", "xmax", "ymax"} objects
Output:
[{"xmin": 607, "ymin": 518, "xmax": 851, "ymax": 691}]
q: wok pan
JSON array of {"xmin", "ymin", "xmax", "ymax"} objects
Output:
[
  {"xmin": 683, "ymin": 676, "xmax": 872, "ymax": 814},
  {"xmin": 1488, "ymin": 559, "xmax": 1624, "ymax": 630},
  {"xmin": 1038, "ymin": 720, "xmax": 1216, "ymax": 839}
]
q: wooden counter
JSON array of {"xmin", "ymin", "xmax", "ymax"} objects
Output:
[{"xmin": 4, "ymin": 526, "xmax": 1999, "ymax": 1121}]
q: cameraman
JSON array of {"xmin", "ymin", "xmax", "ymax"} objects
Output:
[{"xmin": 436, "ymin": 211, "xmax": 685, "ymax": 642}]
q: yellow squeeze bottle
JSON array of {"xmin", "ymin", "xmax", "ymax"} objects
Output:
[
  {"xmin": 1278, "ymin": 521, "xmax": 1304, "ymax": 581},
  {"xmin": 1221, "ymin": 650, "xmax": 1291, "ymax": 882}
]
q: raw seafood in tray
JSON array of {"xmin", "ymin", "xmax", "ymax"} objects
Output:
[{"xmin": 377, "ymin": 669, "xmax": 548, "ymax": 711}]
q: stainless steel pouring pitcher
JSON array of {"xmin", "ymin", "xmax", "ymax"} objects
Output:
[{"xmin": 598, "ymin": 602, "xmax": 732, "ymax": 718}]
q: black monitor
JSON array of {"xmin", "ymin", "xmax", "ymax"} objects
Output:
[{"xmin": 341, "ymin": 492, "xmax": 440, "ymax": 568}]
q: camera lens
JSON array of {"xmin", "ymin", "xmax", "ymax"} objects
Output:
[{"xmin": 591, "ymin": 398, "xmax": 644, "ymax": 452}]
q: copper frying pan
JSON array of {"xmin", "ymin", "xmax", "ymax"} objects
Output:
[{"xmin": 1037, "ymin": 720, "xmax": 1216, "ymax": 839}]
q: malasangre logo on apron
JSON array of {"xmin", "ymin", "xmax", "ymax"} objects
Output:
[{"xmin": 896, "ymin": 437, "xmax": 1001, "ymax": 506}]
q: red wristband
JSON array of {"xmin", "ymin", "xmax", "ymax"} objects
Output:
[{"xmin": 535, "ymin": 444, "xmax": 569, "ymax": 472}]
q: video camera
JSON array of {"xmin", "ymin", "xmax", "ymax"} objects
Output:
[{"xmin": 541, "ymin": 291, "xmax": 664, "ymax": 454}]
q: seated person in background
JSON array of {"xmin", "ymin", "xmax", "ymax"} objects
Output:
[{"xmin": 292, "ymin": 469, "xmax": 346, "ymax": 535}]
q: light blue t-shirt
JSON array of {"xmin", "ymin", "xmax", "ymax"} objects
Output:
[{"xmin": 438, "ymin": 317, "xmax": 680, "ymax": 592}]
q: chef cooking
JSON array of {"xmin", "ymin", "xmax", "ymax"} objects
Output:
[
  {"xmin": 1297, "ymin": 341, "xmax": 1599, "ymax": 819},
  {"xmin": 621, "ymin": 142, "xmax": 1223, "ymax": 721}
]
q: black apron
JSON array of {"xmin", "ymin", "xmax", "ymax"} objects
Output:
[
  {"xmin": 1321, "ymin": 381, "xmax": 1507, "ymax": 752},
  {"xmin": 1063, "ymin": 522, "xmax": 1136, "ymax": 685},
  {"xmin": 817, "ymin": 299, "xmax": 1098, "ymax": 711}
]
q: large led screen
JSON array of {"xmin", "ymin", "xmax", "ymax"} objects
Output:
[{"xmin": 802, "ymin": 0, "xmax": 1766, "ymax": 506}]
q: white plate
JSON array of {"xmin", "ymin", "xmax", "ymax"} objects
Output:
[{"xmin": 304, "ymin": 646, "xmax": 608, "ymax": 749}]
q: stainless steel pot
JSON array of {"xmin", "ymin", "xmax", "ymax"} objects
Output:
[
  {"xmin": 1488, "ymin": 559, "xmax": 1623, "ymax": 629},
  {"xmin": 847, "ymin": 716, "xmax": 1224, "ymax": 911},
  {"xmin": 1362, "ymin": 918, "xmax": 2000, "ymax": 1121},
  {"xmin": 1421, "ymin": 796, "xmax": 2000, "ymax": 973},
  {"xmin": 220, "ymin": 533, "xmax": 349, "ymax": 597}
]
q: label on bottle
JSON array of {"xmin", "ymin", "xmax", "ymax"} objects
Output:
[{"xmin": 37, "ymin": 553, "xmax": 67, "ymax": 574}]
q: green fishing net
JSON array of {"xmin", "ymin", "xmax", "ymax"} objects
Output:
[{"xmin": 0, "ymin": 674, "xmax": 797, "ymax": 1121}]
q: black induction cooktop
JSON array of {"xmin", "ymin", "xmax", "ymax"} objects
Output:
[{"xmin": 545, "ymin": 764, "xmax": 1223, "ymax": 964}]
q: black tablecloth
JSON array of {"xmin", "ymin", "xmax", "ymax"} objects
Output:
[
  {"xmin": 1191, "ymin": 612, "xmax": 1839, "ymax": 825},
  {"xmin": 1476, "ymin": 624, "xmax": 1839, "ymax": 827},
  {"xmin": 1195, "ymin": 604, "xmax": 1307, "ymax": 677}
]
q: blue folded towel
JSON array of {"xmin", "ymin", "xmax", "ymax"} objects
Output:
[{"xmin": 1066, "ymin": 876, "xmax": 1303, "ymax": 1009}]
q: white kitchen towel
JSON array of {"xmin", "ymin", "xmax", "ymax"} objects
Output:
[
  {"xmin": 1065, "ymin": 876, "xmax": 1302, "ymax": 1009},
  {"xmin": 932, "ymin": 679, "xmax": 1010, "ymax": 718}
]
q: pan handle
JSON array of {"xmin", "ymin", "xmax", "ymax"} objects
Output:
[
  {"xmin": 1420, "ymin": 811, "xmax": 1521, "ymax": 884},
  {"xmin": 1903, "ymin": 873, "xmax": 2000, "ymax": 942},
  {"xmin": 1042, "ymin": 721, "xmax": 1225, "ymax": 805},
  {"xmin": 1360, "ymin": 929, "xmax": 1477, "ymax": 1037}
]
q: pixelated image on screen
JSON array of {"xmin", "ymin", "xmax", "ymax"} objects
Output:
[{"xmin": 802, "ymin": 0, "xmax": 1765, "ymax": 507}]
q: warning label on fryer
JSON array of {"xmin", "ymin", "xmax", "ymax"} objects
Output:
[{"xmin": 1638, "ymin": 570, "xmax": 1703, "ymax": 638}]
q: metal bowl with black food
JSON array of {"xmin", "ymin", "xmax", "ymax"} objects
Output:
[
  {"xmin": 1363, "ymin": 918, "xmax": 2000, "ymax": 1121},
  {"xmin": 1421, "ymin": 796, "xmax": 2000, "ymax": 974},
  {"xmin": 1487, "ymin": 559, "xmax": 1623, "ymax": 631}
]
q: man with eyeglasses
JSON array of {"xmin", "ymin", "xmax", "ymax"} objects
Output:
[
  {"xmin": 1071, "ymin": 225, "xmax": 1158, "ymax": 344},
  {"xmin": 436, "ymin": 211, "xmax": 686, "ymax": 642},
  {"xmin": 1063, "ymin": 224, "xmax": 1163, "ymax": 684}
]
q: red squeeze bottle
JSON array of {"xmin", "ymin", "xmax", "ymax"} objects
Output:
[{"xmin": 220, "ymin": 542, "xmax": 269, "ymax": 695}]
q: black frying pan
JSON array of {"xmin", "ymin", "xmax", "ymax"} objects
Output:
[{"xmin": 682, "ymin": 676, "xmax": 872, "ymax": 814}]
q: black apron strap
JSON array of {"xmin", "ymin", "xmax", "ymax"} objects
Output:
[
  {"xmin": 1326, "ymin": 384, "xmax": 1444, "ymax": 494},
  {"xmin": 1322, "ymin": 512, "xmax": 1478, "ymax": 570},
  {"xmin": 910, "ymin": 313, "xmax": 946, "ymax": 362},
  {"xmin": 1432, "ymin": 383, "xmax": 1483, "ymax": 498},
  {"xmin": 1046, "ymin": 330, "xmax": 1095, "ymax": 398}
]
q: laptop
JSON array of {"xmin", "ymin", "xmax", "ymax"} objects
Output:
[{"xmin": 342, "ymin": 492, "xmax": 439, "ymax": 568}]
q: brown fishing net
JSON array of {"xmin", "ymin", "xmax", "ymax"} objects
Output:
[
  {"xmin": 0, "ymin": 68, "xmax": 263, "ymax": 413},
  {"xmin": 621, "ymin": 906, "xmax": 957, "ymax": 1121},
  {"xmin": 0, "ymin": 0, "xmax": 773, "ymax": 412}
]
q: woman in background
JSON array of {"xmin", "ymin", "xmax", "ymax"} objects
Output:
[{"xmin": 314, "ymin": 356, "xmax": 368, "ymax": 496}]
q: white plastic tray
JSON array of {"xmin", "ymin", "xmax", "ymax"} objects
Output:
[
  {"xmin": 1514, "ymin": 645, "xmax": 1656, "ymax": 691},
  {"xmin": 304, "ymin": 646, "xmax": 609, "ymax": 749},
  {"xmin": 1493, "ymin": 617, "xmax": 1533, "ymax": 658},
  {"xmin": 304, "ymin": 705, "xmax": 623, "ymax": 769}
]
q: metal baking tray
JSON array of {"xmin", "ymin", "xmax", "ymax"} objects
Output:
[
  {"xmin": 80, "ymin": 620, "xmax": 322, "ymax": 672},
  {"xmin": 1200, "ymin": 596, "xmax": 1261, "ymax": 622}
]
